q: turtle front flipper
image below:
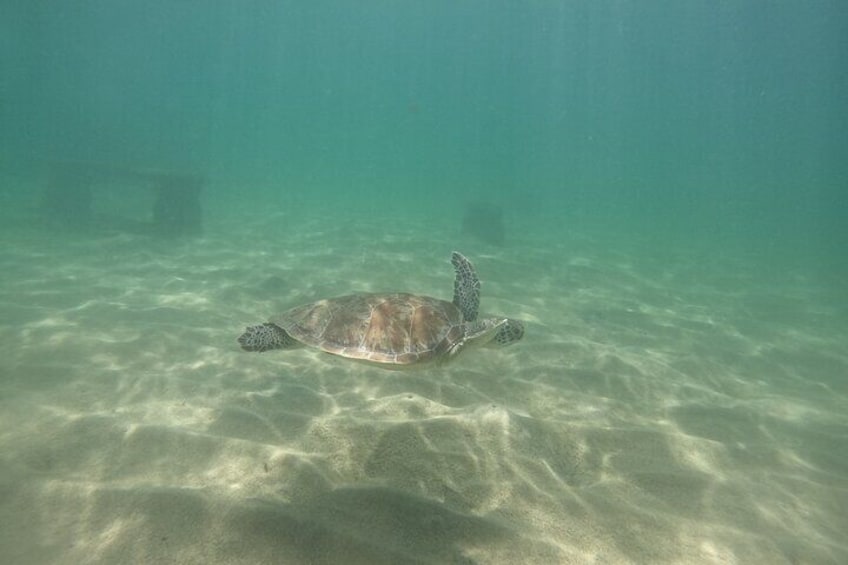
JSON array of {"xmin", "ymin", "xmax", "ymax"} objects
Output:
[
  {"xmin": 451, "ymin": 251, "xmax": 480, "ymax": 322},
  {"xmin": 238, "ymin": 323, "xmax": 301, "ymax": 352}
]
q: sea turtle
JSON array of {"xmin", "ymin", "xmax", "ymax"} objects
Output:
[{"xmin": 237, "ymin": 252, "xmax": 524, "ymax": 367}]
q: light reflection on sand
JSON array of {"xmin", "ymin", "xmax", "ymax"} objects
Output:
[{"xmin": 1, "ymin": 216, "xmax": 846, "ymax": 564}]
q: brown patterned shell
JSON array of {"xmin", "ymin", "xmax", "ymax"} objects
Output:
[{"xmin": 270, "ymin": 293, "xmax": 465, "ymax": 365}]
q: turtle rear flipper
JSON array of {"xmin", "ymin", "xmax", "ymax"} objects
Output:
[{"xmin": 238, "ymin": 323, "xmax": 301, "ymax": 352}]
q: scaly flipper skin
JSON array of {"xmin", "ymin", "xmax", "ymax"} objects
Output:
[
  {"xmin": 451, "ymin": 251, "xmax": 480, "ymax": 322},
  {"xmin": 238, "ymin": 323, "xmax": 301, "ymax": 352},
  {"xmin": 492, "ymin": 318, "xmax": 524, "ymax": 346}
]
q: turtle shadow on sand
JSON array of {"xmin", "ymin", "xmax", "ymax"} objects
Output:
[
  {"xmin": 227, "ymin": 486, "xmax": 517, "ymax": 564},
  {"xmin": 461, "ymin": 202, "xmax": 506, "ymax": 247}
]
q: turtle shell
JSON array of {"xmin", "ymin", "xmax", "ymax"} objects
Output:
[{"xmin": 270, "ymin": 293, "xmax": 465, "ymax": 366}]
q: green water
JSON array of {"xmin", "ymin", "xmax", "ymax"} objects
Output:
[
  {"xmin": 3, "ymin": 2, "xmax": 846, "ymax": 253},
  {"xmin": 1, "ymin": 2, "xmax": 847, "ymax": 564}
]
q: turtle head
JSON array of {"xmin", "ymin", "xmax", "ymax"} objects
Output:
[{"xmin": 491, "ymin": 318, "xmax": 524, "ymax": 346}]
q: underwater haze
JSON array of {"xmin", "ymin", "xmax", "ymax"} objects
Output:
[{"xmin": 1, "ymin": 2, "xmax": 847, "ymax": 564}]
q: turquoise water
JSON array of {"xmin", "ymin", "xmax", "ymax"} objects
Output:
[
  {"xmin": 3, "ymin": 2, "xmax": 846, "ymax": 249},
  {"xmin": 1, "ymin": 2, "xmax": 847, "ymax": 564}
]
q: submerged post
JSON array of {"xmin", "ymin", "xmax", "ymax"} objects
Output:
[{"xmin": 41, "ymin": 161, "xmax": 204, "ymax": 236}]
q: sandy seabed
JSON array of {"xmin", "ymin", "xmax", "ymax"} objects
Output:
[{"xmin": 1, "ymin": 207, "xmax": 846, "ymax": 564}]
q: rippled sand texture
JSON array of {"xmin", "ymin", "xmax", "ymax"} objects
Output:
[{"xmin": 1, "ymin": 212, "xmax": 846, "ymax": 564}]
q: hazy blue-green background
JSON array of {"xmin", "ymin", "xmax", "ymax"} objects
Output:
[
  {"xmin": 2, "ymin": 1, "xmax": 846, "ymax": 263},
  {"xmin": 2, "ymin": 6, "xmax": 848, "ymax": 562}
]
